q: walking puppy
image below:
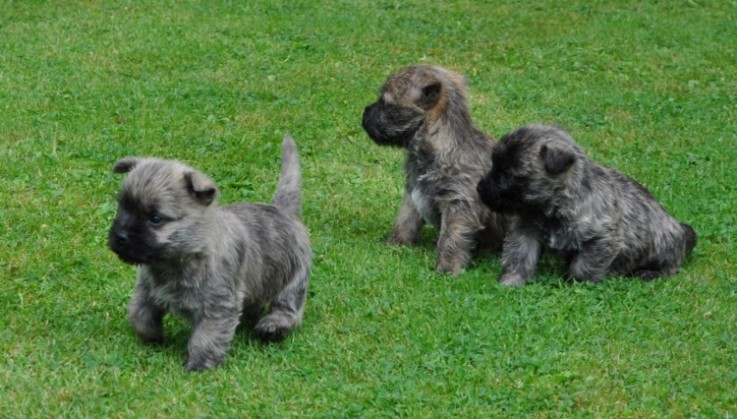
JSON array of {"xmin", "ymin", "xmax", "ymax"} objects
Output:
[
  {"xmin": 108, "ymin": 135, "xmax": 311, "ymax": 371},
  {"xmin": 476, "ymin": 124, "xmax": 696, "ymax": 286},
  {"xmin": 362, "ymin": 65, "xmax": 506, "ymax": 275}
]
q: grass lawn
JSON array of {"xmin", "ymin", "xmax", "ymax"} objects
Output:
[{"xmin": 1, "ymin": 0, "xmax": 736, "ymax": 416}]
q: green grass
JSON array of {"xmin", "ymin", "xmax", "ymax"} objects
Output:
[{"xmin": 1, "ymin": 0, "xmax": 735, "ymax": 416}]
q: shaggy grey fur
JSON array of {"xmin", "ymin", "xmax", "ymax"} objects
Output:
[
  {"xmin": 361, "ymin": 65, "xmax": 506, "ymax": 275},
  {"xmin": 476, "ymin": 124, "xmax": 696, "ymax": 286},
  {"xmin": 108, "ymin": 135, "xmax": 311, "ymax": 371}
]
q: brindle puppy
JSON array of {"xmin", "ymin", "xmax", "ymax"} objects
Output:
[
  {"xmin": 477, "ymin": 124, "xmax": 696, "ymax": 286},
  {"xmin": 362, "ymin": 65, "xmax": 506, "ymax": 275},
  {"xmin": 109, "ymin": 135, "xmax": 312, "ymax": 371}
]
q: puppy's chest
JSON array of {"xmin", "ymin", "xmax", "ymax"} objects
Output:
[
  {"xmin": 149, "ymin": 281, "xmax": 203, "ymax": 320},
  {"xmin": 145, "ymin": 265, "xmax": 225, "ymax": 321},
  {"xmin": 406, "ymin": 161, "xmax": 453, "ymax": 226},
  {"xmin": 410, "ymin": 187, "xmax": 439, "ymax": 226},
  {"xmin": 535, "ymin": 216, "xmax": 581, "ymax": 251}
]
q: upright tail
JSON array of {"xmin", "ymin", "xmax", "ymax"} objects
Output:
[
  {"xmin": 272, "ymin": 133, "xmax": 302, "ymax": 217},
  {"xmin": 681, "ymin": 223, "xmax": 697, "ymax": 254}
]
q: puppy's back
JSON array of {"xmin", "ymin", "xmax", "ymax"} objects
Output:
[{"xmin": 222, "ymin": 203, "xmax": 311, "ymax": 295}]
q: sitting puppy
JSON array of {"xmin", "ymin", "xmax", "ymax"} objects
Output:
[
  {"xmin": 108, "ymin": 135, "xmax": 311, "ymax": 371},
  {"xmin": 476, "ymin": 124, "xmax": 696, "ymax": 286},
  {"xmin": 362, "ymin": 65, "xmax": 506, "ymax": 275}
]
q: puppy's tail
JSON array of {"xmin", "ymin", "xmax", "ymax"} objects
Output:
[
  {"xmin": 681, "ymin": 223, "xmax": 697, "ymax": 254},
  {"xmin": 272, "ymin": 133, "xmax": 302, "ymax": 218}
]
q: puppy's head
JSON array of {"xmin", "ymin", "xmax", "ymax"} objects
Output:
[
  {"xmin": 361, "ymin": 65, "xmax": 468, "ymax": 148},
  {"xmin": 108, "ymin": 157, "xmax": 218, "ymax": 265},
  {"xmin": 477, "ymin": 124, "xmax": 582, "ymax": 215}
]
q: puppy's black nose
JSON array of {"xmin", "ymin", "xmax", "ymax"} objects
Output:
[{"xmin": 115, "ymin": 229, "xmax": 129, "ymax": 243}]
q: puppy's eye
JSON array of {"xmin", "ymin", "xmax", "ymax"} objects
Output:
[{"xmin": 148, "ymin": 213, "xmax": 164, "ymax": 225}]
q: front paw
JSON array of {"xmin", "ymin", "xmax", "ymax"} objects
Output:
[
  {"xmin": 436, "ymin": 260, "xmax": 463, "ymax": 276},
  {"xmin": 499, "ymin": 274, "xmax": 527, "ymax": 287},
  {"xmin": 130, "ymin": 320, "xmax": 164, "ymax": 344},
  {"xmin": 184, "ymin": 353, "xmax": 223, "ymax": 372},
  {"xmin": 137, "ymin": 331, "xmax": 164, "ymax": 345},
  {"xmin": 382, "ymin": 233, "xmax": 416, "ymax": 246}
]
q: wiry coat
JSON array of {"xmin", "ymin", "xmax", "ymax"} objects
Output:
[
  {"xmin": 362, "ymin": 65, "xmax": 506, "ymax": 275},
  {"xmin": 109, "ymin": 135, "xmax": 311, "ymax": 371},
  {"xmin": 476, "ymin": 124, "xmax": 696, "ymax": 285}
]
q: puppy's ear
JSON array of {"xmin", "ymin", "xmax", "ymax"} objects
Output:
[
  {"xmin": 184, "ymin": 171, "xmax": 218, "ymax": 206},
  {"xmin": 416, "ymin": 81, "xmax": 442, "ymax": 109},
  {"xmin": 540, "ymin": 144, "xmax": 576, "ymax": 175},
  {"xmin": 113, "ymin": 157, "xmax": 141, "ymax": 173}
]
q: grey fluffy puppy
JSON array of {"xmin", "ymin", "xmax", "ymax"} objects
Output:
[
  {"xmin": 476, "ymin": 124, "xmax": 696, "ymax": 286},
  {"xmin": 361, "ymin": 65, "xmax": 506, "ymax": 275},
  {"xmin": 108, "ymin": 135, "xmax": 311, "ymax": 371}
]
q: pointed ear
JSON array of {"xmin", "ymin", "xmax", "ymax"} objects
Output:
[
  {"xmin": 184, "ymin": 171, "xmax": 218, "ymax": 206},
  {"xmin": 113, "ymin": 157, "xmax": 141, "ymax": 173},
  {"xmin": 540, "ymin": 144, "xmax": 576, "ymax": 175},
  {"xmin": 416, "ymin": 81, "xmax": 442, "ymax": 109}
]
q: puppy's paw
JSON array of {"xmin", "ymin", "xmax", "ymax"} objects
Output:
[
  {"xmin": 436, "ymin": 261, "xmax": 463, "ymax": 276},
  {"xmin": 130, "ymin": 322, "xmax": 164, "ymax": 344},
  {"xmin": 254, "ymin": 314, "xmax": 294, "ymax": 343},
  {"xmin": 137, "ymin": 332, "xmax": 164, "ymax": 345},
  {"xmin": 499, "ymin": 274, "xmax": 527, "ymax": 287},
  {"xmin": 632, "ymin": 269, "xmax": 667, "ymax": 281},
  {"xmin": 564, "ymin": 268, "xmax": 605, "ymax": 284},
  {"xmin": 183, "ymin": 360, "xmax": 208, "ymax": 373},
  {"xmin": 128, "ymin": 303, "xmax": 165, "ymax": 344},
  {"xmin": 382, "ymin": 233, "xmax": 416, "ymax": 246},
  {"xmin": 184, "ymin": 353, "xmax": 223, "ymax": 372}
]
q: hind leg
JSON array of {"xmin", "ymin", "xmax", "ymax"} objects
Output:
[
  {"xmin": 567, "ymin": 237, "xmax": 619, "ymax": 283},
  {"xmin": 631, "ymin": 259, "xmax": 680, "ymax": 281},
  {"xmin": 632, "ymin": 268, "xmax": 669, "ymax": 281},
  {"xmin": 631, "ymin": 219, "xmax": 695, "ymax": 281},
  {"xmin": 631, "ymin": 230, "xmax": 688, "ymax": 280},
  {"xmin": 254, "ymin": 267, "xmax": 309, "ymax": 342}
]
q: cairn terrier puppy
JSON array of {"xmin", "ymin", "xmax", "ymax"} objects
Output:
[
  {"xmin": 361, "ymin": 65, "xmax": 506, "ymax": 275},
  {"xmin": 108, "ymin": 135, "xmax": 312, "ymax": 371},
  {"xmin": 476, "ymin": 124, "xmax": 697, "ymax": 286}
]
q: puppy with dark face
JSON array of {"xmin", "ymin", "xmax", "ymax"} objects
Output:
[
  {"xmin": 477, "ymin": 124, "xmax": 697, "ymax": 286},
  {"xmin": 109, "ymin": 135, "xmax": 312, "ymax": 371},
  {"xmin": 361, "ymin": 65, "xmax": 506, "ymax": 275}
]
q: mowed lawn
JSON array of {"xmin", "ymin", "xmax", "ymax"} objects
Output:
[{"xmin": 1, "ymin": 0, "xmax": 735, "ymax": 416}]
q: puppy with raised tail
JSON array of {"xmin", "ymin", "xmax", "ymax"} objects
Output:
[
  {"xmin": 476, "ymin": 124, "xmax": 696, "ymax": 286},
  {"xmin": 362, "ymin": 65, "xmax": 506, "ymax": 275},
  {"xmin": 108, "ymin": 135, "xmax": 311, "ymax": 371}
]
